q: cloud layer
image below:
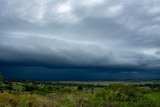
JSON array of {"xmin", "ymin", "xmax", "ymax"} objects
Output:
[{"xmin": 0, "ymin": 0, "xmax": 160, "ymax": 72}]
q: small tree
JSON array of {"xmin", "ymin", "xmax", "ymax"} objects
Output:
[
  {"xmin": 0, "ymin": 72, "xmax": 4, "ymax": 83},
  {"xmin": 0, "ymin": 72, "xmax": 4, "ymax": 91},
  {"xmin": 77, "ymin": 85, "xmax": 83, "ymax": 90}
]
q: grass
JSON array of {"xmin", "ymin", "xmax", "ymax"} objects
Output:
[
  {"xmin": 145, "ymin": 92, "xmax": 160, "ymax": 102},
  {"xmin": 0, "ymin": 81, "xmax": 159, "ymax": 107},
  {"xmin": 0, "ymin": 92, "xmax": 54, "ymax": 107}
]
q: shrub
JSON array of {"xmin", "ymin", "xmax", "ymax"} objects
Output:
[
  {"xmin": 77, "ymin": 85, "xmax": 83, "ymax": 91},
  {"xmin": 105, "ymin": 84, "xmax": 146, "ymax": 102},
  {"xmin": 0, "ymin": 72, "xmax": 4, "ymax": 83},
  {"xmin": 12, "ymin": 83, "xmax": 24, "ymax": 91}
]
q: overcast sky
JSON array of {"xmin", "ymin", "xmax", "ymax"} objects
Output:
[{"xmin": 0, "ymin": 0, "xmax": 160, "ymax": 80}]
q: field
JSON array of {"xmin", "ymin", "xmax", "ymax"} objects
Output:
[{"xmin": 0, "ymin": 81, "xmax": 159, "ymax": 107}]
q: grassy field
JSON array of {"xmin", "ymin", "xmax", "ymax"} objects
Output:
[
  {"xmin": 145, "ymin": 92, "xmax": 160, "ymax": 103},
  {"xmin": 0, "ymin": 81, "xmax": 159, "ymax": 107}
]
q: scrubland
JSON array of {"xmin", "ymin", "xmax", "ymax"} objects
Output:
[{"xmin": 0, "ymin": 81, "xmax": 159, "ymax": 107}]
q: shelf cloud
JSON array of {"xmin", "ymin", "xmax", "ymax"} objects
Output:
[{"xmin": 0, "ymin": 0, "xmax": 160, "ymax": 80}]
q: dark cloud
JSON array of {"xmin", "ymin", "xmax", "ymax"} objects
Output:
[
  {"xmin": 0, "ymin": 66, "xmax": 160, "ymax": 81},
  {"xmin": 0, "ymin": 0, "xmax": 160, "ymax": 80}
]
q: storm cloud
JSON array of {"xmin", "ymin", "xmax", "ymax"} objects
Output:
[{"xmin": 0, "ymin": 0, "xmax": 160, "ymax": 80}]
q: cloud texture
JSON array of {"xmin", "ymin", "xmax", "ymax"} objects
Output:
[{"xmin": 0, "ymin": 0, "xmax": 160, "ymax": 74}]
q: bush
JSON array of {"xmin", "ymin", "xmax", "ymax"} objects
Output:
[
  {"xmin": 77, "ymin": 85, "xmax": 83, "ymax": 91},
  {"xmin": 12, "ymin": 83, "xmax": 24, "ymax": 91},
  {"xmin": 0, "ymin": 72, "xmax": 4, "ymax": 83},
  {"xmin": 106, "ymin": 84, "xmax": 146, "ymax": 102},
  {"xmin": 24, "ymin": 84, "xmax": 36, "ymax": 92}
]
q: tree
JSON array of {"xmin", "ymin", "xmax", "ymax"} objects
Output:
[
  {"xmin": 0, "ymin": 72, "xmax": 4, "ymax": 91},
  {"xmin": 77, "ymin": 85, "xmax": 83, "ymax": 90},
  {"xmin": 0, "ymin": 72, "xmax": 4, "ymax": 83}
]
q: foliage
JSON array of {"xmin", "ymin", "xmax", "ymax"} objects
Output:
[
  {"xmin": 0, "ymin": 72, "xmax": 4, "ymax": 83},
  {"xmin": 77, "ymin": 85, "xmax": 83, "ymax": 90},
  {"xmin": 0, "ymin": 81, "xmax": 159, "ymax": 107},
  {"xmin": 12, "ymin": 83, "xmax": 24, "ymax": 91}
]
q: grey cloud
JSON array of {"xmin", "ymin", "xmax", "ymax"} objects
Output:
[{"xmin": 0, "ymin": 0, "xmax": 160, "ymax": 71}]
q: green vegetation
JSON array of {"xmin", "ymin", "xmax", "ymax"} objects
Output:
[
  {"xmin": 145, "ymin": 92, "xmax": 160, "ymax": 103},
  {"xmin": 0, "ymin": 73, "xmax": 159, "ymax": 107},
  {"xmin": 0, "ymin": 72, "xmax": 4, "ymax": 83}
]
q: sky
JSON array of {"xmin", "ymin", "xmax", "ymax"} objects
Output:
[{"xmin": 0, "ymin": 0, "xmax": 160, "ymax": 80}]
